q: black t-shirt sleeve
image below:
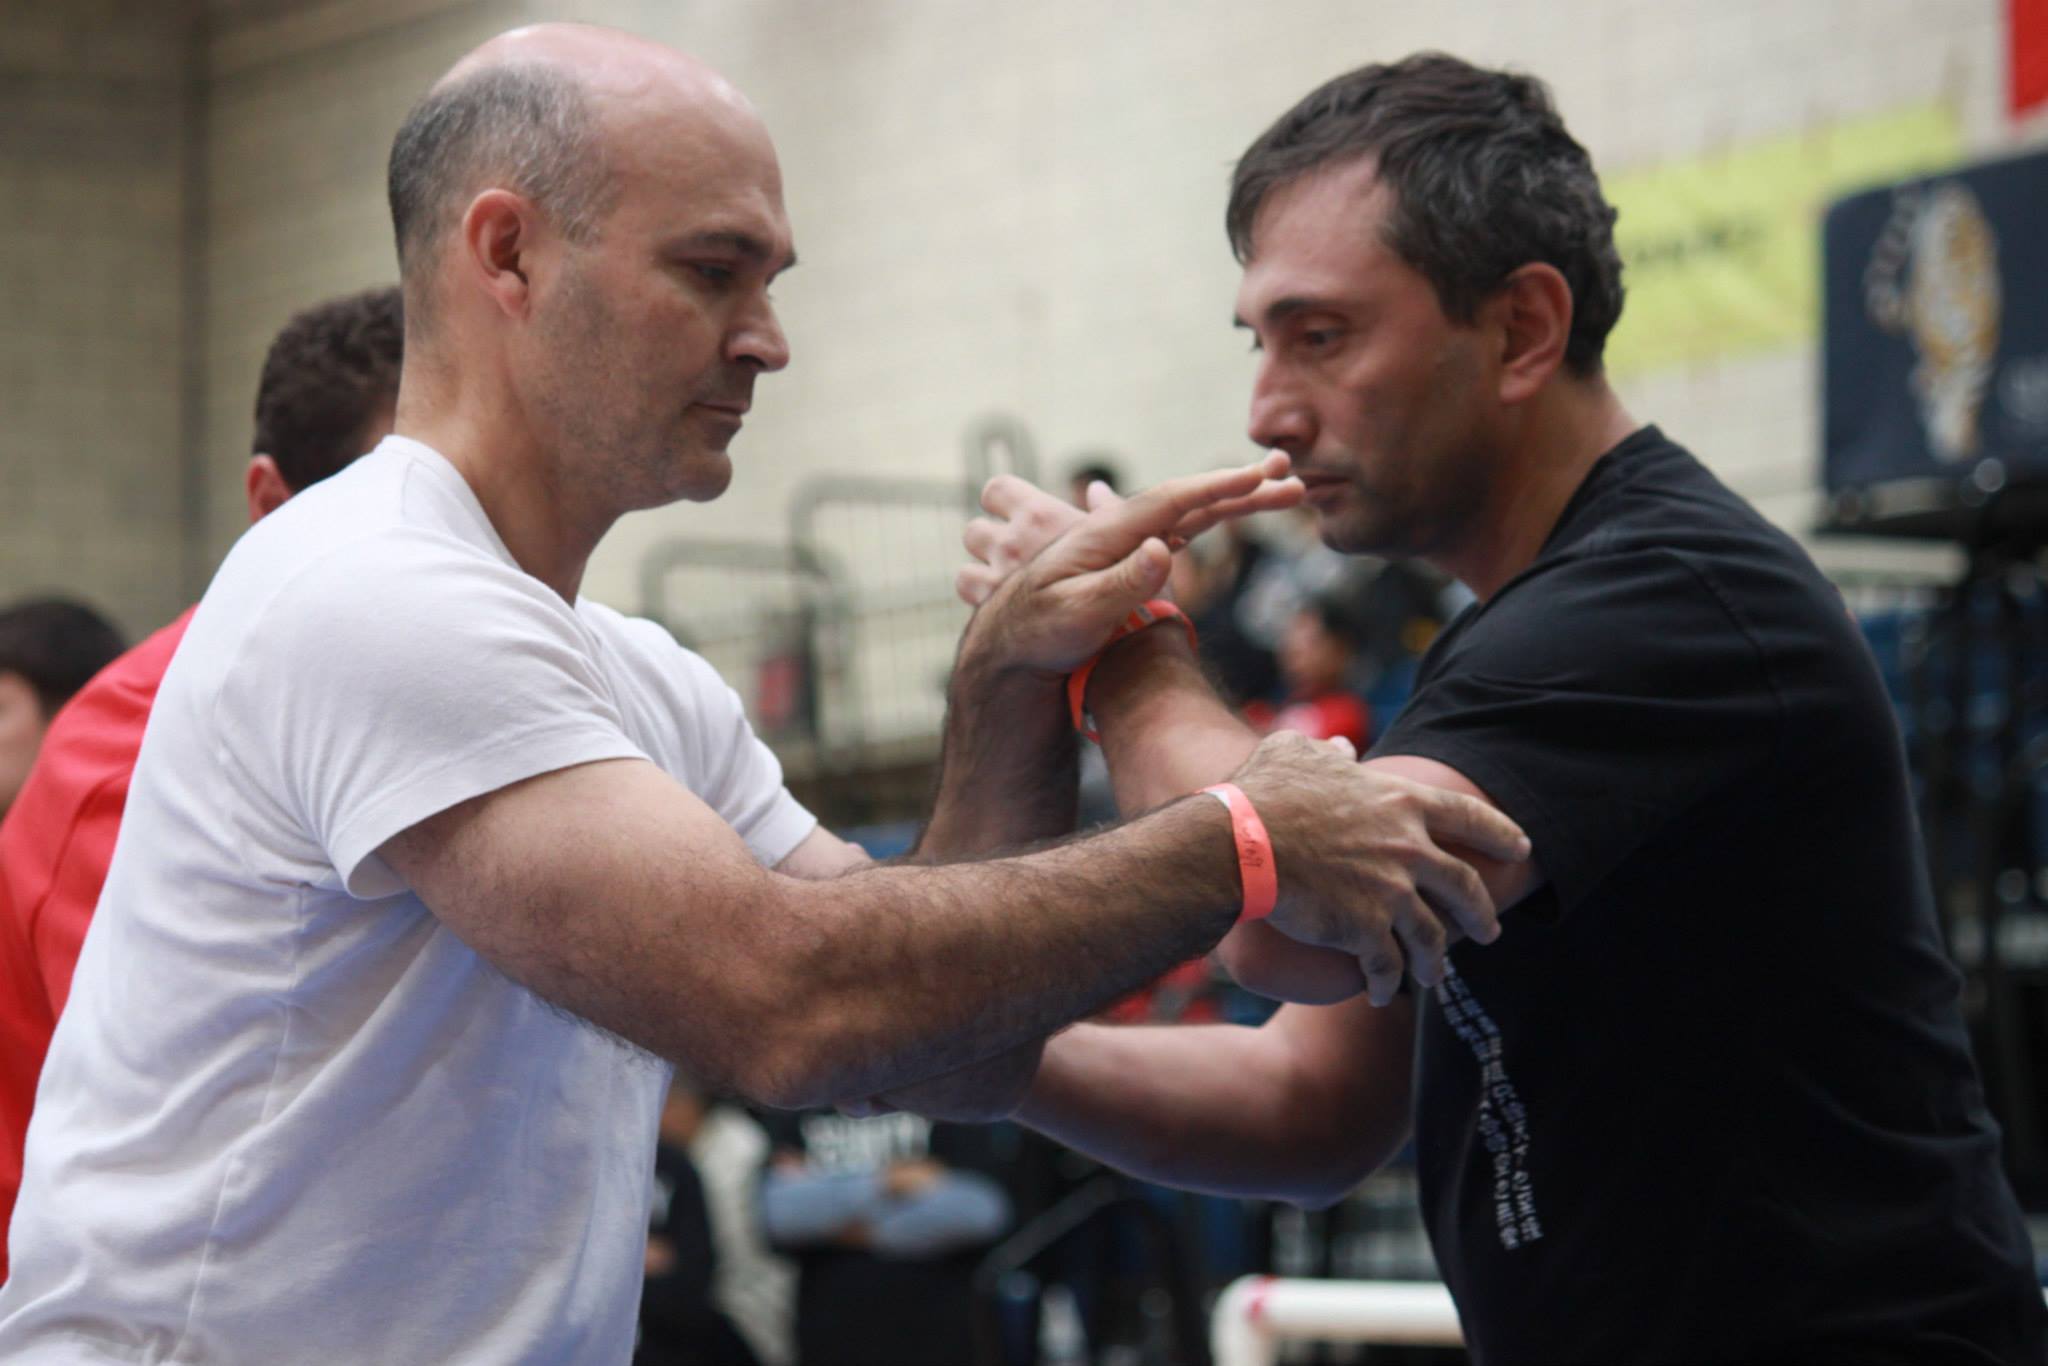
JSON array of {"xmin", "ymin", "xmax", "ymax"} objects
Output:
[{"xmin": 1372, "ymin": 547, "xmax": 1782, "ymax": 915}]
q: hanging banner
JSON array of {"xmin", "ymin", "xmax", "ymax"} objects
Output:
[
  {"xmin": 2016, "ymin": 0, "xmax": 2048, "ymax": 118},
  {"xmin": 1602, "ymin": 104, "xmax": 1963, "ymax": 376},
  {"xmin": 1821, "ymin": 145, "xmax": 2048, "ymax": 517}
]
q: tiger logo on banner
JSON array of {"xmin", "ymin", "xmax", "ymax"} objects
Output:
[{"xmin": 1866, "ymin": 182, "xmax": 2003, "ymax": 464}]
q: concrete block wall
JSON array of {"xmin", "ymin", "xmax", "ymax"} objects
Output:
[
  {"xmin": 5, "ymin": 0, "xmax": 2043, "ymax": 636},
  {"xmin": 0, "ymin": 0, "xmax": 194, "ymax": 638}
]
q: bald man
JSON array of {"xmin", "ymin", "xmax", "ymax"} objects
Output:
[{"xmin": 0, "ymin": 26, "xmax": 1526, "ymax": 1362}]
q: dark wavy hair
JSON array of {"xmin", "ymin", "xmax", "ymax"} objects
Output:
[
  {"xmin": 251, "ymin": 287, "xmax": 403, "ymax": 492},
  {"xmin": 1227, "ymin": 53, "xmax": 1624, "ymax": 376},
  {"xmin": 0, "ymin": 598, "xmax": 125, "ymax": 715}
]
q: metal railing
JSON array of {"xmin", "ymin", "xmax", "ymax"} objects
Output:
[
  {"xmin": 637, "ymin": 414, "xmax": 1041, "ymax": 773},
  {"xmin": 1210, "ymin": 1276, "xmax": 1461, "ymax": 1364}
]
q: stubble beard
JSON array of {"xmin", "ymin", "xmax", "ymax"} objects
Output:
[
  {"xmin": 536, "ymin": 267, "xmax": 721, "ymax": 512},
  {"xmin": 1316, "ymin": 442, "xmax": 1488, "ymax": 564}
]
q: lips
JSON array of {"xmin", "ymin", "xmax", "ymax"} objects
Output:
[{"xmin": 1299, "ymin": 474, "xmax": 1348, "ymax": 506}]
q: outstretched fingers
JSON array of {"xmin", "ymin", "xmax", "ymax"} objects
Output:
[
  {"xmin": 1063, "ymin": 454, "xmax": 1293, "ymax": 563},
  {"xmin": 1168, "ymin": 476, "xmax": 1306, "ymax": 542}
]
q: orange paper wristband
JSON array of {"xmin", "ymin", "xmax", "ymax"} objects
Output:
[
  {"xmin": 1067, "ymin": 599, "xmax": 1197, "ymax": 742},
  {"xmin": 1200, "ymin": 781, "xmax": 1278, "ymax": 923}
]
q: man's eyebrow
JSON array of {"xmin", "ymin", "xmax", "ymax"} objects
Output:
[
  {"xmin": 1232, "ymin": 295, "xmax": 1334, "ymax": 331},
  {"xmin": 667, "ymin": 230, "xmax": 799, "ymax": 275}
]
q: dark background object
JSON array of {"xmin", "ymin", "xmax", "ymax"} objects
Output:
[{"xmin": 1819, "ymin": 145, "xmax": 2048, "ymax": 542}]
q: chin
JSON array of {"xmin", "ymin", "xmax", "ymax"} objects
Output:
[
  {"xmin": 678, "ymin": 457, "xmax": 733, "ymax": 504},
  {"xmin": 1314, "ymin": 508, "xmax": 1382, "ymax": 556}
]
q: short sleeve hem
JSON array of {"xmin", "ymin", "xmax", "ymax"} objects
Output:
[
  {"xmin": 333, "ymin": 721, "xmax": 649, "ymax": 899},
  {"xmin": 1369, "ymin": 731, "xmax": 1594, "ymax": 914}
]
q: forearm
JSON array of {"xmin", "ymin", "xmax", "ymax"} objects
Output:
[
  {"xmin": 741, "ymin": 797, "xmax": 1240, "ymax": 1108},
  {"xmin": 869, "ymin": 1173, "xmax": 1011, "ymax": 1255},
  {"xmin": 915, "ymin": 647, "xmax": 1077, "ymax": 860},
  {"xmin": 1016, "ymin": 998, "xmax": 1414, "ymax": 1207},
  {"xmin": 1089, "ymin": 629, "xmax": 1260, "ymax": 814},
  {"xmin": 760, "ymin": 1169, "xmax": 882, "ymax": 1245}
]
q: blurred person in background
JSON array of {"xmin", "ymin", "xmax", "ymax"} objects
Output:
[
  {"xmin": 759, "ymin": 1106, "xmax": 1014, "ymax": 1366},
  {"xmin": 1064, "ymin": 455, "xmax": 1123, "ymax": 509},
  {"xmin": 1171, "ymin": 521, "xmax": 1280, "ymax": 708},
  {"xmin": 0, "ymin": 285, "xmax": 401, "ymax": 1282},
  {"xmin": 638, "ymin": 1080, "xmax": 771, "ymax": 1366},
  {"xmin": 1244, "ymin": 591, "xmax": 1373, "ymax": 749},
  {"xmin": 0, "ymin": 599, "xmax": 124, "ymax": 818}
]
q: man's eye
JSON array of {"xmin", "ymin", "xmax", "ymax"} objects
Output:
[
  {"xmin": 1301, "ymin": 328, "xmax": 1341, "ymax": 350},
  {"xmin": 691, "ymin": 263, "xmax": 735, "ymax": 287}
]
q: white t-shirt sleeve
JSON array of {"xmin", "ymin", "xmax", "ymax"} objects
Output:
[
  {"xmin": 610, "ymin": 614, "xmax": 817, "ymax": 867},
  {"xmin": 219, "ymin": 532, "xmax": 650, "ymax": 898}
]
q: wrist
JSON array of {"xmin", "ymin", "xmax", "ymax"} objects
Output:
[
  {"xmin": 950, "ymin": 639, "xmax": 1066, "ymax": 707},
  {"xmin": 1162, "ymin": 788, "xmax": 1247, "ymax": 943},
  {"xmin": 1080, "ymin": 614, "xmax": 1200, "ymax": 732},
  {"xmin": 1200, "ymin": 783, "xmax": 1278, "ymax": 922}
]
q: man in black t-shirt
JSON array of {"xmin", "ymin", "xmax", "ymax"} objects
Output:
[{"xmin": 901, "ymin": 53, "xmax": 2047, "ymax": 1365}]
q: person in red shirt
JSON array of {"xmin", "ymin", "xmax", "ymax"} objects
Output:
[
  {"xmin": 1244, "ymin": 593, "xmax": 1373, "ymax": 749},
  {"xmin": 0, "ymin": 287, "xmax": 402, "ymax": 1276},
  {"xmin": 0, "ymin": 600, "xmax": 126, "ymax": 820}
]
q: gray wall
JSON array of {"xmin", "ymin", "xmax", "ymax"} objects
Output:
[
  {"xmin": 1, "ymin": 1, "xmax": 196, "ymax": 636},
  {"xmin": 3, "ymin": 0, "xmax": 2044, "ymax": 637}
]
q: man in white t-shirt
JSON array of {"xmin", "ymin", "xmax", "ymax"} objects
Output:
[{"xmin": 0, "ymin": 24, "xmax": 1527, "ymax": 1362}]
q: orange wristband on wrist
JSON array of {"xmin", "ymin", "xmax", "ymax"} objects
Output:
[
  {"xmin": 1067, "ymin": 599, "xmax": 1196, "ymax": 743},
  {"xmin": 1200, "ymin": 781, "xmax": 1278, "ymax": 922}
]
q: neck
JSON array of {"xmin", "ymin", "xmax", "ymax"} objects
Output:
[
  {"xmin": 392, "ymin": 352, "xmax": 612, "ymax": 604},
  {"xmin": 1431, "ymin": 377, "xmax": 1637, "ymax": 601}
]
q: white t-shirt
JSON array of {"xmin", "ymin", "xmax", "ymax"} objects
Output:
[{"xmin": 0, "ymin": 437, "xmax": 816, "ymax": 1364}]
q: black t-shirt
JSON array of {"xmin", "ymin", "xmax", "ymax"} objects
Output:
[{"xmin": 1374, "ymin": 427, "xmax": 2045, "ymax": 1364}]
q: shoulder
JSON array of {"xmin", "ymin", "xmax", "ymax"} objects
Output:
[
  {"xmin": 1452, "ymin": 545, "xmax": 1760, "ymax": 672},
  {"xmin": 576, "ymin": 602, "xmax": 738, "ymax": 709},
  {"xmin": 244, "ymin": 528, "xmax": 579, "ymax": 668}
]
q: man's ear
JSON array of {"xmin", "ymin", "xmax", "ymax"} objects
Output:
[
  {"xmin": 245, "ymin": 455, "xmax": 293, "ymax": 523},
  {"xmin": 1491, "ymin": 262, "xmax": 1573, "ymax": 405},
  {"xmin": 459, "ymin": 188, "xmax": 541, "ymax": 321}
]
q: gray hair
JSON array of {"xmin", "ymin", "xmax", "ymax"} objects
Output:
[{"xmin": 386, "ymin": 63, "xmax": 616, "ymax": 319}]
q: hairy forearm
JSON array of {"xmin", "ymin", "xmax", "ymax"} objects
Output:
[
  {"xmin": 1016, "ymin": 1001, "xmax": 1414, "ymax": 1207},
  {"xmin": 736, "ymin": 797, "xmax": 1240, "ymax": 1108},
  {"xmin": 1089, "ymin": 630, "xmax": 1260, "ymax": 814},
  {"xmin": 915, "ymin": 647, "xmax": 1077, "ymax": 860}
]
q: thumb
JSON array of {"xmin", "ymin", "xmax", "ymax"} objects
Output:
[
  {"xmin": 1085, "ymin": 480, "xmax": 1124, "ymax": 512},
  {"xmin": 1116, "ymin": 537, "xmax": 1173, "ymax": 600}
]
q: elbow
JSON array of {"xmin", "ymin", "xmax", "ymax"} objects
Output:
[
  {"xmin": 716, "ymin": 990, "xmax": 853, "ymax": 1111},
  {"xmin": 683, "ymin": 911, "xmax": 862, "ymax": 1111},
  {"xmin": 1265, "ymin": 1129, "xmax": 1391, "ymax": 1210},
  {"xmin": 1284, "ymin": 1161, "xmax": 1376, "ymax": 1211},
  {"xmin": 1216, "ymin": 923, "xmax": 1367, "ymax": 1006},
  {"xmin": 719, "ymin": 953, "xmax": 873, "ymax": 1112},
  {"xmin": 736, "ymin": 1036, "xmax": 848, "ymax": 1112}
]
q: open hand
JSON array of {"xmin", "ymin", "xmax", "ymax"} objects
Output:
[
  {"xmin": 956, "ymin": 453, "xmax": 1301, "ymax": 609},
  {"xmin": 1228, "ymin": 733, "xmax": 1530, "ymax": 1006},
  {"xmin": 959, "ymin": 455, "xmax": 1302, "ymax": 676}
]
